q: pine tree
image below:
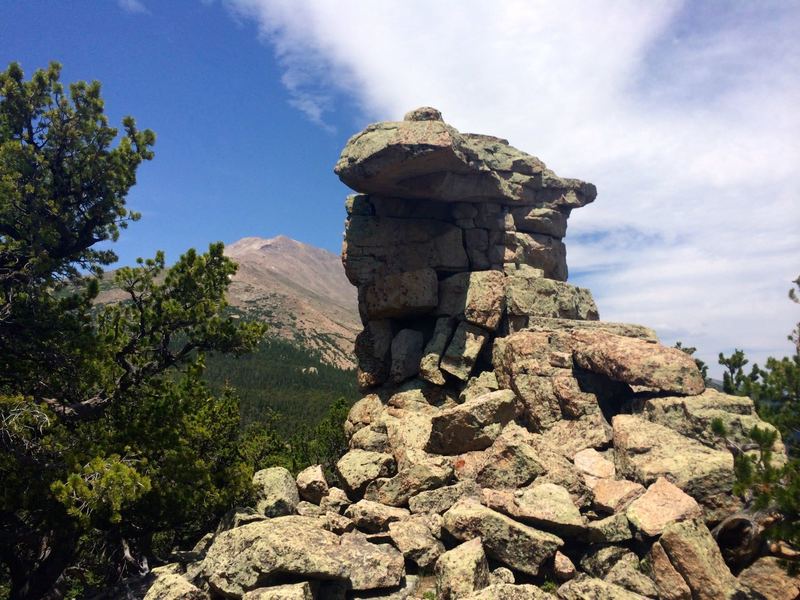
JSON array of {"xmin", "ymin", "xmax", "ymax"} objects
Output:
[{"xmin": 0, "ymin": 63, "xmax": 266, "ymax": 599}]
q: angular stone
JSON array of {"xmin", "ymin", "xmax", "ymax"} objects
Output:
[
  {"xmin": 427, "ymin": 390, "xmax": 519, "ymax": 454},
  {"xmin": 581, "ymin": 547, "xmax": 636, "ymax": 578},
  {"xmin": 626, "ymin": 477, "xmax": 701, "ymax": 536},
  {"xmin": 510, "ymin": 206, "xmax": 568, "ymax": 237},
  {"xmin": 404, "ymin": 106, "xmax": 443, "ymax": 121},
  {"xmin": 514, "ymin": 483, "xmax": 584, "ymax": 534},
  {"xmin": 440, "ymin": 321, "xmax": 490, "ymax": 381},
  {"xmin": 365, "ymin": 455, "xmax": 453, "ymax": 507},
  {"xmin": 509, "ymin": 373, "xmax": 563, "ymax": 430},
  {"xmin": 489, "ymin": 567, "xmax": 515, "ymax": 585},
  {"xmin": 442, "ymin": 498, "xmax": 563, "ymax": 575},
  {"xmin": 612, "ymin": 415, "xmax": 734, "ymax": 508},
  {"xmin": 144, "ymin": 572, "xmax": 206, "ymax": 600},
  {"xmin": 557, "ymin": 574, "xmax": 649, "ymax": 599},
  {"xmin": 372, "ymin": 194, "xmax": 453, "ymax": 219},
  {"xmin": 592, "ymin": 479, "xmax": 646, "ymax": 514},
  {"xmin": 460, "ymin": 370, "xmax": 499, "ymax": 402},
  {"xmin": 437, "ymin": 270, "xmax": 506, "ymax": 331},
  {"xmin": 322, "ymin": 511, "xmax": 355, "ymax": 535},
  {"xmin": 482, "ymin": 484, "xmax": 584, "ymax": 537},
  {"xmin": 345, "ymin": 394, "xmax": 384, "ymax": 439},
  {"xmin": 521, "ymin": 318, "xmax": 658, "ymax": 341},
  {"xmin": 335, "ymin": 115, "xmax": 596, "ymax": 207},
  {"xmin": 295, "ymin": 500, "xmax": 326, "ymax": 517},
  {"xmin": 336, "ymin": 449, "xmax": 396, "ymax": 497},
  {"xmin": 464, "ymin": 584, "xmax": 553, "ymax": 600},
  {"xmin": 465, "ymin": 228, "xmax": 491, "ymax": 270},
  {"xmin": 337, "ymin": 532, "xmax": 407, "ymax": 591},
  {"xmin": 252, "ymin": 467, "xmax": 300, "ymax": 517},
  {"xmin": 343, "ymin": 215, "xmax": 468, "ymax": 286},
  {"xmin": 541, "ymin": 412, "xmax": 614, "ymax": 459},
  {"xmin": 737, "ymin": 556, "xmax": 800, "ymax": 600},
  {"xmin": 505, "ymin": 270, "xmax": 598, "ymax": 321},
  {"xmin": 554, "ymin": 551, "xmax": 577, "ymax": 582},
  {"xmin": 574, "ymin": 448, "xmax": 615, "ymax": 482},
  {"xmin": 408, "ymin": 481, "xmax": 481, "ymax": 514},
  {"xmin": 604, "ymin": 561, "xmax": 659, "ymax": 599},
  {"xmin": 350, "ymin": 423, "xmax": 390, "ymax": 452},
  {"xmin": 383, "ymin": 412, "xmax": 438, "ymax": 470},
  {"xmin": 200, "ymin": 516, "xmax": 403, "ymax": 596},
  {"xmin": 344, "ymin": 500, "xmax": 410, "ymax": 533},
  {"xmin": 215, "ymin": 507, "xmax": 266, "ymax": 533},
  {"xmin": 504, "ymin": 231, "xmax": 568, "ymax": 281},
  {"xmin": 471, "ymin": 429, "xmax": 588, "ymax": 507},
  {"xmin": 586, "ymin": 512, "xmax": 633, "ymax": 543},
  {"xmin": 355, "ymin": 321, "xmax": 393, "ymax": 389},
  {"xmin": 474, "ymin": 423, "xmax": 547, "ymax": 489},
  {"xmin": 348, "ymin": 574, "xmax": 421, "ymax": 600},
  {"xmin": 552, "ymin": 370, "xmax": 628, "ymax": 420},
  {"xmin": 242, "ymin": 583, "xmax": 314, "ymax": 600},
  {"xmin": 345, "ymin": 193, "xmax": 377, "ymax": 217},
  {"xmin": 435, "ymin": 538, "xmax": 490, "ymax": 600},
  {"xmin": 388, "ymin": 514, "xmax": 444, "ymax": 568},
  {"xmin": 572, "ymin": 331, "xmax": 705, "ymax": 395},
  {"xmin": 641, "ymin": 388, "xmax": 786, "ymax": 458},
  {"xmin": 659, "ymin": 519, "xmax": 743, "ymax": 600},
  {"xmin": 648, "ymin": 541, "xmax": 691, "ymax": 600},
  {"xmin": 364, "ymin": 268, "xmax": 438, "ymax": 319},
  {"xmin": 319, "ymin": 487, "xmax": 351, "ymax": 514},
  {"xmin": 419, "ymin": 317, "xmax": 455, "ymax": 385},
  {"xmin": 296, "ymin": 464, "xmax": 329, "ymax": 504},
  {"xmin": 390, "ymin": 328, "xmax": 424, "ymax": 383}
]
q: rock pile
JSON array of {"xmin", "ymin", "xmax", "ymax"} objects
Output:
[{"xmin": 145, "ymin": 110, "xmax": 797, "ymax": 600}]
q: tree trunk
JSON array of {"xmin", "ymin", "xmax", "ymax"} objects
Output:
[{"xmin": 1, "ymin": 515, "xmax": 77, "ymax": 600}]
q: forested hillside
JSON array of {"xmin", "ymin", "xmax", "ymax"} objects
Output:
[{"xmin": 204, "ymin": 336, "xmax": 357, "ymax": 434}]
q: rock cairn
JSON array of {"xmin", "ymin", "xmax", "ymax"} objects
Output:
[{"xmin": 145, "ymin": 110, "xmax": 796, "ymax": 600}]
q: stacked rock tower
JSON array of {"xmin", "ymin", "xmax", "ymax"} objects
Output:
[
  {"xmin": 328, "ymin": 108, "xmax": 789, "ymax": 597},
  {"xmin": 154, "ymin": 109, "xmax": 793, "ymax": 600},
  {"xmin": 338, "ymin": 106, "xmax": 600, "ymax": 392}
]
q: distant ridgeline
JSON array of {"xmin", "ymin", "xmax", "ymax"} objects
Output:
[
  {"xmin": 204, "ymin": 334, "xmax": 357, "ymax": 434},
  {"xmin": 92, "ymin": 285, "xmax": 358, "ymax": 436},
  {"xmin": 93, "ymin": 234, "xmax": 361, "ymax": 434}
]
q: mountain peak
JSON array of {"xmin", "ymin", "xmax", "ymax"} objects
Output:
[
  {"xmin": 226, "ymin": 235, "xmax": 294, "ymax": 255},
  {"xmin": 221, "ymin": 234, "xmax": 358, "ymax": 368}
]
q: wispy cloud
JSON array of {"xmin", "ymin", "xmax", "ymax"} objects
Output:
[
  {"xmin": 225, "ymin": 0, "xmax": 800, "ymax": 375},
  {"xmin": 118, "ymin": 0, "xmax": 149, "ymax": 15}
]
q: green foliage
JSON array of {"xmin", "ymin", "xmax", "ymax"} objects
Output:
[
  {"xmin": 788, "ymin": 276, "xmax": 800, "ymax": 354},
  {"xmin": 204, "ymin": 335, "xmax": 357, "ymax": 435},
  {"xmin": 717, "ymin": 277, "xmax": 800, "ymax": 455},
  {"xmin": 540, "ymin": 580, "xmax": 558, "ymax": 593},
  {"xmin": 51, "ymin": 455, "xmax": 152, "ymax": 527},
  {"xmin": 718, "ymin": 276, "xmax": 800, "ymax": 572},
  {"xmin": 674, "ymin": 341, "xmax": 709, "ymax": 381},
  {"xmin": 0, "ymin": 61, "xmax": 151, "ymax": 284},
  {"xmin": 745, "ymin": 355, "xmax": 800, "ymax": 453},
  {"xmin": 286, "ymin": 397, "xmax": 352, "ymax": 477},
  {"xmin": 731, "ymin": 426, "xmax": 799, "ymax": 569},
  {"xmin": 0, "ymin": 63, "xmax": 271, "ymax": 599},
  {"xmin": 718, "ymin": 348, "xmax": 752, "ymax": 395},
  {"xmin": 234, "ymin": 396, "xmax": 352, "ymax": 480},
  {"xmin": 710, "ymin": 416, "xmax": 727, "ymax": 437}
]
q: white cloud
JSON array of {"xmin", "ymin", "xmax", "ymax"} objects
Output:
[
  {"xmin": 226, "ymin": 0, "xmax": 800, "ymax": 376},
  {"xmin": 118, "ymin": 0, "xmax": 149, "ymax": 15}
]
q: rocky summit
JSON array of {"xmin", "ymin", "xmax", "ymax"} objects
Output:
[{"xmin": 145, "ymin": 109, "xmax": 794, "ymax": 599}]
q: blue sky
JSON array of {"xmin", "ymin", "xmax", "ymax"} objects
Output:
[
  {"xmin": 1, "ymin": 1, "xmax": 363, "ymax": 262},
  {"xmin": 2, "ymin": 1, "xmax": 799, "ymax": 374}
]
